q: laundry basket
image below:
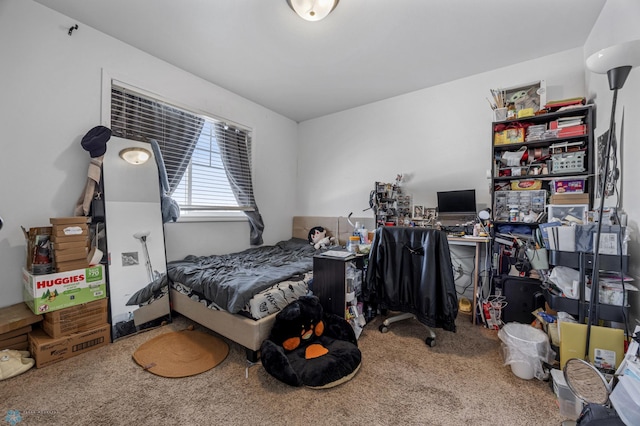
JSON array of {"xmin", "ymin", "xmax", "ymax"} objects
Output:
[{"xmin": 498, "ymin": 323, "xmax": 555, "ymax": 380}]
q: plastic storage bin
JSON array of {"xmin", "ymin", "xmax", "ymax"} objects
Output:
[
  {"xmin": 551, "ymin": 151, "xmax": 585, "ymax": 173},
  {"xmin": 610, "ymin": 375, "xmax": 640, "ymax": 425},
  {"xmin": 497, "ymin": 323, "xmax": 555, "ymax": 380},
  {"xmin": 547, "ymin": 204, "xmax": 588, "ymax": 224},
  {"xmin": 551, "ymin": 369, "xmax": 583, "ymax": 420},
  {"xmin": 494, "ymin": 190, "xmax": 546, "ymax": 222}
]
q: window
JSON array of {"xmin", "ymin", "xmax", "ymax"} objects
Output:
[{"xmin": 110, "ymin": 82, "xmax": 254, "ymax": 217}]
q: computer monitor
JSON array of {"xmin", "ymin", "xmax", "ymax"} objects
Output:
[{"xmin": 437, "ymin": 189, "xmax": 477, "ymax": 215}]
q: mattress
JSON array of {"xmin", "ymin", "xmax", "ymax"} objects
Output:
[
  {"xmin": 166, "ymin": 238, "xmax": 317, "ymax": 313},
  {"xmin": 171, "ymin": 272, "xmax": 312, "ymax": 320}
]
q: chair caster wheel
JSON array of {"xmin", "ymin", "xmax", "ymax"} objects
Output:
[
  {"xmin": 379, "ymin": 324, "xmax": 388, "ymax": 333},
  {"xmin": 425, "ymin": 337, "xmax": 435, "ymax": 347}
]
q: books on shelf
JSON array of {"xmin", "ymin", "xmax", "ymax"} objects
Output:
[
  {"xmin": 544, "ymin": 98, "xmax": 585, "ymax": 109},
  {"xmin": 554, "ymin": 116, "xmax": 584, "ymax": 128}
]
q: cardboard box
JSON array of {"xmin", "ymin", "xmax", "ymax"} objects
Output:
[
  {"xmin": 52, "ymin": 240, "xmax": 89, "ymax": 251},
  {"xmin": 55, "ymin": 259, "xmax": 90, "ymax": 273},
  {"xmin": 0, "ymin": 303, "xmax": 42, "ymax": 335},
  {"xmin": 51, "ymin": 234, "xmax": 88, "ymax": 244},
  {"xmin": 53, "ymin": 246, "xmax": 88, "ymax": 263},
  {"xmin": 49, "ymin": 217, "xmax": 90, "ymax": 226},
  {"xmin": 28, "ymin": 323, "xmax": 111, "ymax": 368},
  {"xmin": 0, "ymin": 334, "xmax": 28, "ymax": 350},
  {"xmin": 550, "ymin": 193, "xmax": 590, "ymax": 205},
  {"xmin": 52, "ymin": 223, "xmax": 88, "ymax": 237},
  {"xmin": 21, "ymin": 226, "xmax": 54, "ymax": 274},
  {"xmin": 0, "ymin": 325, "xmax": 32, "ymax": 351},
  {"xmin": 0, "ymin": 325, "xmax": 33, "ymax": 342},
  {"xmin": 43, "ymin": 298, "xmax": 108, "ymax": 338},
  {"xmin": 23, "ymin": 265, "xmax": 106, "ymax": 315}
]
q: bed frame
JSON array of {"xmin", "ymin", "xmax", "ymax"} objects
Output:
[{"xmin": 169, "ymin": 215, "xmax": 374, "ymax": 362}]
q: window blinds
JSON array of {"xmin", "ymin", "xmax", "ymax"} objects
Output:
[{"xmin": 110, "ymin": 83, "xmax": 255, "ymax": 212}]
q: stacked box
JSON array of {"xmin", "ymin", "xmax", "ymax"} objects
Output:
[
  {"xmin": 28, "ymin": 323, "xmax": 111, "ymax": 368},
  {"xmin": 22, "ymin": 265, "xmax": 106, "ymax": 315},
  {"xmin": 42, "ymin": 298, "xmax": 108, "ymax": 338},
  {"xmin": 50, "ymin": 217, "xmax": 90, "ymax": 272},
  {"xmin": 0, "ymin": 327, "xmax": 31, "ymax": 351},
  {"xmin": 0, "ymin": 303, "xmax": 43, "ymax": 351},
  {"xmin": 549, "ymin": 193, "xmax": 590, "ymax": 205}
]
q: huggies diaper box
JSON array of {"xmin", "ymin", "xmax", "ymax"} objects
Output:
[{"xmin": 23, "ymin": 265, "xmax": 106, "ymax": 315}]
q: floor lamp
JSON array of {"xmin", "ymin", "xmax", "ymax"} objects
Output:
[{"xmin": 584, "ymin": 39, "xmax": 640, "ymax": 360}]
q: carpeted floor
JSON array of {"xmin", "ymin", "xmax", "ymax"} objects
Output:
[{"xmin": 0, "ymin": 313, "xmax": 564, "ymax": 425}]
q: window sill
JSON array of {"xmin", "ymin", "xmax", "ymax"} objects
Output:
[{"xmin": 170, "ymin": 212, "xmax": 248, "ymax": 223}]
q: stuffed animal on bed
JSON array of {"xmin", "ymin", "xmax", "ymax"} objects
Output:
[
  {"xmin": 260, "ymin": 295, "xmax": 361, "ymax": 389},
  {"xmin": 308, "ymin": 226, "xmax": 336, "ymax": 250}
]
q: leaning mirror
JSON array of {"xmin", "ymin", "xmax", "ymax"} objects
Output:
[
  {"xmin": 102, "ymin": 137, "xmax": 171, "ymax": 340},
  {"xmin": 564, "ymin": 357, "xmax": 611, "ymax": 406}
]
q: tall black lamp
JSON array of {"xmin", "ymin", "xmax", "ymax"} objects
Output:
[{"xmin": 584, "ymin": 39, "xmax": 640, "ymax": 359}]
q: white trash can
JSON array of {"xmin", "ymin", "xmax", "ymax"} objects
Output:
[{"xmin": 498, "ymin": 322, "xmax": 556, "ymax": 380}]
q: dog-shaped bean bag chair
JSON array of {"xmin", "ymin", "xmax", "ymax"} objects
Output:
[{"xmin": 260, "ymin": 295, "xmax": 361, "ymax": 388}]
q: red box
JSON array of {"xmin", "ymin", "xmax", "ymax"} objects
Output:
[{"xmin": 552, "ymin": 179, "xmax": 585, "ymax": 194}]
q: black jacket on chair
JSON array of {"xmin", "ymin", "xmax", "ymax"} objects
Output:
[{"xmin": 364, "ymin": 227, "xmax": 458, "ymax": 332}]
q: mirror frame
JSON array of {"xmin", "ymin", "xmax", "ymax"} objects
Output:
[{"xmin": 563, "ymin": 357, "xmax": 611, "ymax": 405}]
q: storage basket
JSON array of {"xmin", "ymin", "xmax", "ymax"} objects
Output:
[{"xmin": 552, "ymin": 151, "xmax": 585, "ymax": 173}]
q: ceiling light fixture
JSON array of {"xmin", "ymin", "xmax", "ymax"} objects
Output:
[
  {"xmin": 287, "ymin": 0, "xmax": 339, "ymax": 22},
  {"xmin": 119, "ymin": 147, "xmax": 151, "ymax": 165},
  {"xmin": 583, "ymin": 39, "xmax": 640, "ymax": 361}
]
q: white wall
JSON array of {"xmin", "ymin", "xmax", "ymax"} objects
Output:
[
  {"xmin": 584, "ymin": 0, "xmax": 640, "ymax": 329},
  {"xmin": 0, "ymin": 0, "xmax": 298, "ymax": 309}
]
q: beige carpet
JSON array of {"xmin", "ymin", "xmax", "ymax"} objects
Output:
[{"xmin": 0, "ymin": 313, "xmax": 564, "ymax": 425}]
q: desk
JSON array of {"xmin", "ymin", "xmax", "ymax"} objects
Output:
[{"xmin": 447, "ymin": 236, "xmax": 491, "ymax": 325}]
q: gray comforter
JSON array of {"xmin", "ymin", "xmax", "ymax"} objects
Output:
[{"xmin": 167, "ymin": 238, "xmax": 318, "ymax": 313}]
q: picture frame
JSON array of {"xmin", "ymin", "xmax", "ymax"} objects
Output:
[
  {"xmin": 413, "ymin": 205, "xmax": 424, "ymax": 219},
  {"xmin": 503, "ymin": 80, "xmax": 546, "ymax": 114},
  {"xmin": 424, "ymin": 208, "xmax": 437, "ymax": 223}
]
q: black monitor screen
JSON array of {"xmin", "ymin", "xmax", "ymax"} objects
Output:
[{"xmin": 437, "ymin": 189, "xmax": 477, "ymax": 215}]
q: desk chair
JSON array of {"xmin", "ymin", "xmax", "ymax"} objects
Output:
[
  {"xmin": 378, "ymin": 312, "xmax": 437, "ymax": 346},
  {"xmin": 364, "ymin": 227, "xmax": 458, "ymax": 346}
]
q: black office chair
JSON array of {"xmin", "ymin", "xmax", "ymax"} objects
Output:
[{"xmin": 364, "ymin": 227, "xmax": 458, "ymax": 347}]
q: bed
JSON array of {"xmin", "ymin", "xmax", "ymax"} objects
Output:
[{"xmin": 168, "ymin": 216, "xmax": 373, "ymax": 361}]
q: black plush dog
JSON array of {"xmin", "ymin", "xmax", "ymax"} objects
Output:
[{"xmin": 260, "ymin": 295, "xmax": 362, "ymax": 388}]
